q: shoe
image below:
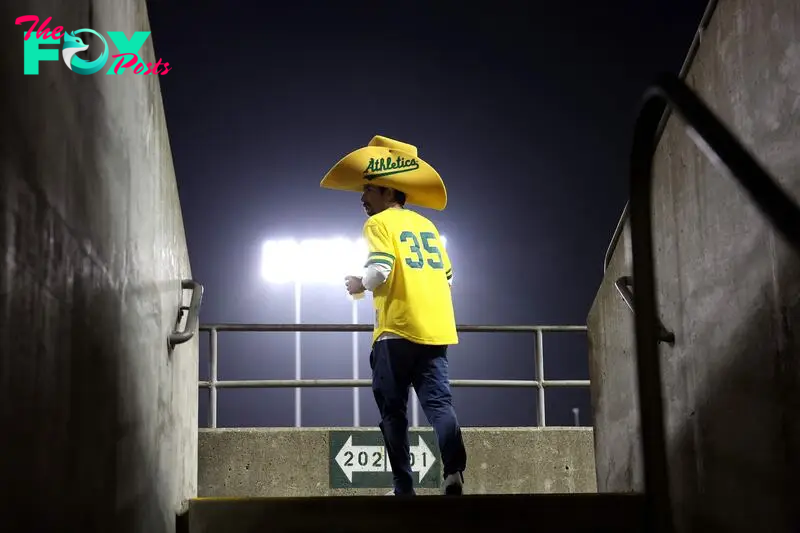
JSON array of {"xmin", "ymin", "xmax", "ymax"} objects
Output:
[{"xmin": 442, "ymin": 472, "xmax": 464, "ymax": 495}]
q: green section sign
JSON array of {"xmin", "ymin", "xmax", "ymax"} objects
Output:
[{"xmin": 328, "ymin": 430, "xmax": 441, "ymax": 489}]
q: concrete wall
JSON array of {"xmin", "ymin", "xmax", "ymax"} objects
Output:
[
  {"xmin": 0, "ymin": 2, "xmax": 197, "ymax": 532},
  {"xmin": 588, "ymin": 0, "xmax": 800, "ymax": 531},
  {"xmin": 587, "ymin": 222, "xmax": 643, "ymax": 493},
  {"xmin": 198, "ymin": 428, "xmax": 596, "ymax": 497}
]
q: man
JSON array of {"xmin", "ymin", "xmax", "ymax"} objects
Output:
[
  {"xmin": 320, "ymin": 135, "xmax": 466, "ymax": 496},
  {"xmin": 345, "ymin": 184, "xmax": 466, "ymax": 496}
]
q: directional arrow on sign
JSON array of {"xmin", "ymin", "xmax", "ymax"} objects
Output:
[
  {"xmin": 334, "ymin": 435, "xmax": 437, "ymax": 483},
  {"xmin": 335, "ymin": 436, "xmax": 386, "ymax": 482},
  {"xmin": 410, "ymin": 435, "xmax": 436, "ymax": 482}
]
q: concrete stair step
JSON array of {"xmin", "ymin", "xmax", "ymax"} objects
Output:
[{"xmin": 184, "ymin": 493, "xmax": 646, "ymax": 533}]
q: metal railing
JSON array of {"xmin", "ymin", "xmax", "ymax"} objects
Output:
[
  {"xmin": 169, "ymin": 279, "xmax": 204, "ymax": 348},
  {"xmin": 628, "ymin": 73, "xmax": 800, "ymax": 532},
  {"xmin": 198, "ymin": 323, "xmax": 589, "ymax": 429}
]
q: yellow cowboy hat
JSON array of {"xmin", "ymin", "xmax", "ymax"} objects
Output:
[{"xmin": 320, "ymin": 135, "xmax": 447, "ymax": 210}]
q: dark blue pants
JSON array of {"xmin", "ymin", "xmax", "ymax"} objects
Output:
[{"xmin": 370, "ymin": 338, "xmax": 467, "ymax": 495}]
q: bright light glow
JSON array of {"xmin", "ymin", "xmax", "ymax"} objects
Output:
[
  {"xmin": 261, "ymin": 235, "xmax": 449, "ymax": 284},
  {"xmin": 261, "ymin": 237, "xmax": 366, "ymax": 284}
]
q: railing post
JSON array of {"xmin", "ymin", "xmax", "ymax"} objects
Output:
[
  {"xmin": 411, "ymin": 391, "xmax": 419, "ymax": 428},
  {"xmin": 351, "ymin": 300, "xmax": 360, "ymax": 427},
  {"xmin": 294, "ymin": 282, "xmax": 302, "ymax": 428},
  {"xmin": 535, "ymin": 329, "xmax": 546, "ymax": 427},
  {"xmin": 209, "ymin": 327, "xmax": 218, "ymax": 429}
]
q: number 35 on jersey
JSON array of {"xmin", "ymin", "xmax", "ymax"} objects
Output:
[{"xmin": 399, "ymin": 231, "xmax": 446, "ymax": 269}]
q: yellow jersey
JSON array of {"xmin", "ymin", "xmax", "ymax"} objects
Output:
[{"xmin": 363, "ymin": 207, "xmax": 458, "ymax": 345}]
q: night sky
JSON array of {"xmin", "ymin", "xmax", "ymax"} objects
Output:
[{"xmin": 147, "ymin": 0, "xmax": 708, "ymax": 429}]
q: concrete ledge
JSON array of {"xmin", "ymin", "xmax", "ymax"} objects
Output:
[
  {"xmin": 186, "ymin": 494, "xmax": 644, "ymax": 533},
  {"xmin": 198, "ymin": 427, "xmax": 597, "ymax": 497}
]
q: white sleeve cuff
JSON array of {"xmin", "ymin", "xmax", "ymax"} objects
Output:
[{"xmin": 363, "ymin": 263, "xmax": 391, "ymax": 291}]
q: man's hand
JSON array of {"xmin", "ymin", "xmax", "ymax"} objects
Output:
[{"xmin": 345, "ymin": 275, "xmax": 366, "ymax": 295}]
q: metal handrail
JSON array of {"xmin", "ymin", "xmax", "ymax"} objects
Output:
[
  {"xmin": 202, "ymin": 323, "xmax": 587, "ymax": 333},
  {"xmin": 198, "ymin": 323, "xmax": 589, "ymax": 430},
  {"xmin": 604, "ymin": 0, "xmax": 719, "ymax": 273},
  {"xmin": 614, "ymin": 276, "xmax": 674, "ymax": 345},
  {"xmin": 629, "ymin": 73, "xmax": 800, "ymax": 533},
  {"xmin": 169, "ymin": 279, "xmax": 204, "ymax": 348},
  {"xmin": 603, "ymin": 203, "xmax": 629, "ymax": 273},
  {"xmin": 198, "ymin": 379, "xmax": 590, "ymax": 388}
]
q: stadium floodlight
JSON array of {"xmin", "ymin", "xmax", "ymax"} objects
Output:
[
  {"xmin": 260, "ymin": 236, "xmax": 367, "ymax": 427},
  {"xmin": 260, "ymin": 235, "xmax": 449, "ymax": 427},
  {"xmin": 261, "ymin": 237, "xmax": 368, "ymax": 284}
]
